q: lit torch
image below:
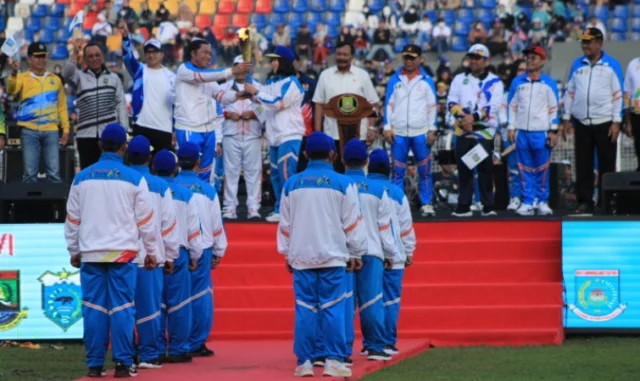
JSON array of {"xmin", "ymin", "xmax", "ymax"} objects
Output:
[{"xmin": 237, "ymin": 27, "xmax": 252, "ymax": 83}]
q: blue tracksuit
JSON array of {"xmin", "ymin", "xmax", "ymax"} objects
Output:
[
  {"xmin": 269, "ymin": 139, "xmax": 302, "ymax": 213},
  {"xmin": 81, "ymin": 263, "xmax": 137, "ymax": 368},
  {"xmin": 343, "ymin": 271, "xmax": 356, "ymax": 358},
  {"xmin": 516, "ymin": 131, "xmax": 551, "ymax": 204},
  {"xmin": 135, "ymin": 267, "xmax": 164, "ymax": 362},
  {"xmin": 392, "ymin": 135, "xmax": 433, "ymax": 206},
  {"xmin": 159, "ymin": 247, "xmax": 192, "ymax": 356},
  {"xmin": 503, "ymin": 139, "xmax": 522, "ymax": 199},
  {"xmin": 382, "ymin": 269, "xmax": 403, "ymax": 347}
]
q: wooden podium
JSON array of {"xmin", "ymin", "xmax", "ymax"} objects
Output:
[{"xmin": 322, "ymin": 93, "xmax": 375, "ymax": 154}]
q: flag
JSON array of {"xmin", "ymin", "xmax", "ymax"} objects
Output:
[
  {"xmin": 0, "ymin": 35, "xmax": 20, "ymax": 57},
  {"xmin": 69, "ymin": 10, "xmax": 84, "ymax": 32}
]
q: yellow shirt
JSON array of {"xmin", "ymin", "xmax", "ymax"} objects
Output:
[{"xmin": 7, "ymin": 71, "xmax": 70, "ymax": 133}]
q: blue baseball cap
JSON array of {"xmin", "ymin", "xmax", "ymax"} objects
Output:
[
  {"xmin": 369, "ymin": 148, "xmax": 390, "ymax": 168},
  {"xmin": 177, "ymin": 142, "xmax": 201, "ymax": 161},
  {"xmin": 127, "ymin": 135, "xmax": 151, "ymax": 158},
  {"xmin": 343, "ymin": 139, "xmax": 367, "ymax": 162},
  {"xmin": 101, "ymin": 123, "xmax": 127, "ymax": 145},
  {"xmin": 265, "ymin": 45, "xmax": 296, "ymax": 64},
  {"xmin": 305, "ymin": 132, "xmax": 334, "ymax": 154},
  {"xmin": 153, "ymin": 149, "xmax": 177, "ymax": 173}
]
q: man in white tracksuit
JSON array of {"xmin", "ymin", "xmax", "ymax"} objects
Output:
[
  {"xmin": 343, "ymin": 139, "xmax": 396, "ymax": 362},
  {"xmin": 277, "ymin": 132, "xmax": 367, "ymax": 378},
  {"xmin": 127, "ymin": 136, "xmax": 181, "ymax": 369},
  {"xmin": 153, "ymin": 149, "xmax": 204, "ymax": 363},
  {"xmin": 507, "ymin": 46, "xmax": 560, "ymax": 217},
  {"xmin": 366, "ymin": 148, "xmax": 416, "ymax": 355},
  {"xmin": 173, "ymin": 39, "xmax": 251, "ymax": 183},
  {"xmin": 220, "ymin": 56, "xmax": 264, "ymax": 220},
  {"xmin": 383, "ymin": 44, "xmax": 438, "ymax": 218}
]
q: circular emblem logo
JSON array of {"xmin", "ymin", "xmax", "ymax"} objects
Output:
[{"xmin": 338, "ymin": 95, "xmax": 358, "ymax": 115}]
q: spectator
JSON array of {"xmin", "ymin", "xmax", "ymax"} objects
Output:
[
  {"xmin": 496, "ymin": 4, "xmax": 514, "ymax": 30},
  {"xmin": 509, "ymin": 27, "xmax": 528, "ymax": 58},
  {"xmin": 532, "ymin": 1, "xmax": 551, "ymax": 27},
  {"xmin": 585, "ymin": 15, "xmax": 606, "ymax": 41},
  {"xmin": 63, "ymin": 40, "xmax": 128, "ymax": 169},
  {"xmin": 337, "ymin": 26, "xmax": 355, "ymax": 46},
  {"xmin": 313, "ymin": 24, "xmax": 329, "ymax": 66},
  {"xmin": 100, "ymin": 1, "xmax": 119, "ymax": 26},
  {"xmin": 468, "ymin": 22, "xmax": 488, "ymax": 45},
  {"xmin": 91, "ymin": 14, "xmax": 113, "ymax": 47},
  {"xmin": 362, "ymin": 5, "xmax": 379, "ymax": 38},
  {"xmin": 138, "ymin": 2, "xmax": 154, "ymax": 36},
  {"xmin": 117, "ymin": 0, "xmax": 139, "ymax": 31},
  {"xmin": 380, "ymin": 6, "xmax": 397, "ymax": 30},
  {"xmin": 399, "ymin": 6, "xmax": 420, "ymax": 36},
  {"xmin": 296, "ymin": 24, "xmax": 314, "ymax": 60},
  {"xmin": 155, "ymin": 3, "xmax": 170, "ymax": 25},
  {"xmin": 528, "ymin": 19, "xmax": 548, "ymax": 47},
  {"xmin": 7, "ymin": 43, "xmax": 70, "ymax": 183},
  {"xmin": 249, "ymin": 24, "xmax": 267, "ymax": 65},
  {"xmin": 432, "ymin": 18, "xmax": 452, "ymax": 57},
  {"xmin": 220, "ymin": 27, "xmax": 240, "ymax": 66},
  {"xmin": 176, "ymin": 2, "xmax": 194, "ymax": 29},
  {"xmin": 272, "ymin": 24, "xmax": 291, "ymax": 48},
  {"xmin": 367, "ymin": 21, "xmax": 394, "ymax": 61},
  {"xmin": 624, "ymin": 57, "xmax": 640, "ymax": 171},
  {"xmin": 157, "ymin": 17, "xmax": 179, "ymax": 67},
  {"xmin": 417, "ymin": 15, "xmax": 433, "ymax": 51},
  {"xmin": 354, "ymin": 29, "xmax": 369, "ymax": 62},
  {"xmin": 487, "ymin": 19, "xmax": 508, "ymax": 57}
]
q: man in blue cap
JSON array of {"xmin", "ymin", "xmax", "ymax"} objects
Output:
[
  {"xmin": 174, "ymin": 142, "xmax": 228, "ymax": 357},
  {"xmin": 277, "ymin": 131, "xmax": 366, "ymax": 377},
  {"xmin": 342, "ymin": 139, "xmax": 396, "ymax": 362},
  {"xmin": 366, "ymin": 148, "xmax": 416, "ymax": 356},
  {"xmin": 152, "ymin": 149, "xmax": 204, "ymax": 363},
  {"xmin": 127, "ymin": 135, "xmax": 181, "ymax": 369},
  {"xmin": 65, "ymin": 123, "xmax": 159, "ymax": 378}
]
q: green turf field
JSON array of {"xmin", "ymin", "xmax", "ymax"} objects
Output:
[{"xmin": 0, "ymin": 338, "xmax": 638, "ymax": 381}]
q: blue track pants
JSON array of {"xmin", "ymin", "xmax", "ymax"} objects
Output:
[
  {"xmin": 81, "ymin": 262, "xmax": 137, "ymax": 368},
  {"xmin": 356, "ymin": 256, "xmax": 385, "ymax": 353},
  {"xmin": 135, "ymin": 266, "xmax": 163, "ymax": 362},
  {"xmin": 188, "ymin": 247, "xmax": 214, "ymax": 352},
  {"xmin": 392, "ymin": 135, "xmax": 433, "ymax": 206},
  {"xmin": 381, "ymin": 269, "xmax": 404, "ymax": 347},
  {"xmin": 503, "ymin": 139, "xmax": 522, "ymax": 199},
  {"xmin": 516, "ymin": 131, "xmax": 551, "ymax": 204},
  {"xmin": 293, "ymin": 267, "xmax": 346, "ymax": 365},
  {"xmin": 160, "ymin": 248, "xmax": 192, "ymax": 356},
  {"xmin": 269, "ymin": 139, "xmax": 302, "ymax": 213}
]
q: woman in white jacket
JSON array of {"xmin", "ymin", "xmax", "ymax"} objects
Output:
[{"xmin": 244, "ymin": 46, "xmax": 306, "ymax": 223}]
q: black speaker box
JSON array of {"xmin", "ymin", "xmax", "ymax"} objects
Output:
[
  {"xmin": 0, "ymin": 182, "xmax": 69, "ymax": 223},
  {"xmin": 3, "ymin": 147, "xmax": 75, "ymax": 184},
  {"xmin": 493, "ymin": 163, "xmax": 509, "ymax": 210},
  {"xmin": 601, "ymin": 172, "xmax": 640, "ymax": 215}
]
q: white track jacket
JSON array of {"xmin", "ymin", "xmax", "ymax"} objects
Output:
[
  {"xmin": 174, "ymin": 170, "xmax": 228, "ymax": 257},
  {"xmin": 174, "ymin": 62, "xmax": 238, "ymax": 142},
  {"xmin": 345, "ymin": 169, "xmax": 396, "ymax": 261},
  {"xmin": 65, "ymin": 153, "xmax": 159, "ymax": 263},
  {"xmin": 220, "ymin": 80, "xmax": 263, "ymax": 138},
  {"xmin": 507, "ymin": 73, "xmax": 560, "ymax": 132},
  {"xmin": 131, "ymin": 166, "xmax": 181, "ymax": 266},
  {"xmin": 563, "ymin": 52, "xmax": 624, "ymax": 125},
  {"xmin": 255, "ymin": 75, "xmax": 305, "ymax": 147},
  {"xmin": 624, "ymin": 57, "xmax": 640, "ymax": 114},
  {"xmin": 163, "ymin": 177, "xmax": 204, "ymax": 261},
  {"xmin": 277, "ymin": 161, "xmax": 367, "ymax": 270},
  {"xmin": 383, "ymin": 67, "xmax": 438, "ymax": 136}
]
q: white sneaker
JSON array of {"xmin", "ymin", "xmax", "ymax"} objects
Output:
[
  {"xmin": 537, "ymin": 202, "xmax": 553, "ymax": 216},
  {"xmin": 137, "ymin": 361, "xmax": 162, "ymax": 369},
  {"xmin": 248, "ymin": 210, "xmax": 261, "ymax": 219},
  {"xmin": 222, "ymin": 211, "xmax": 237, "ymax": 220},
  {"xmin": 420, "ymin": 204, "xmax": 436, "ymax": 217},
  {"xmin": 294, "ymin": 360, "xmax": 314, "ymax": 377},
  {"xmin": 516, "ymin": 204, "xmax": 535, "ymax": 216},
  {"xmin": 470, "ymin": 202, "xmax": 483, "ymax": 212},
  {"xmin": 265, "ymin": 212, "xmax": 280, "ymax": 223},
  {"xmin": 507, "ymin": 197, "xmax": 521, "ymax": 211},
  {"xmin": 533, "ymin": 198, "xmax": 539, "ymax": 209},
  {"xmin": 323, "ymin": 359, "xmax": 352, "ymax": 377}
]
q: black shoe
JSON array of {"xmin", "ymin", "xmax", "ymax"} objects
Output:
[
  {"xmin": 452, "ymin": 205, "xmax": 472, "ymax": 217},
  {"xmin": 384, "ymin": 345, "xmax": 399, "ymax": 355},
  {"xmin": 87, "ymin": 367, "xmax": 106, "ymax": 378},
  {"xmin": 481, "ymin": 206, "xmax": 497, "ymax": 217},
  {"xmin": 359, "ymin": 348, "xmax": 368, "ymax": 356},
  {"xmin": 165, "ymin": 354, "xmax": 193, "ymax": 363},
  {"xmin": 574, "ymin": 203, "xmax": 594, "ymax": 216},
  {"xmin": 114, "ymin": 362, "xmax": 137, "ymax": 378},
  {"xmin": 190, "ymin": 345, "xmax": 215, "ymax": 357},
  {"xmin": 312, "ymin": 357, "xmax": 325, "ymax": 367},
  {"xmin": 367, "ymin": 349, "xmax": 392, "ymax": 361},
  {"xmin": 343, "ymin": 357, "xmax": 353, "ymax": 367}
]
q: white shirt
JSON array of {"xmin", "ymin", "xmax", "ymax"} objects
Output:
[
  {"xmin": 156, "ymin": 21, "xmax": 179, "ymax": 44},
  {"xmin": 137, "ymin": 67, "xmax": 174, "ymax": 133},
  {"xmin": 432, "ymin": 23, "xmax": 452, "ymax": 39},
  {"xmin": 312, "ymin": 65, "xmax": 379, "ymax": 140},
  {"xmin": 220, "ymin": 81, "xmax": 263, "ymax": 138},
  {"xmin": 624, "ymin": 57, "xmax": 640, "ymax": 114}
]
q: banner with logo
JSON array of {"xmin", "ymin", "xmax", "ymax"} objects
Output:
[
  {"xmin": 0, "ymin": 224, "xmax": 83, "ymax": 340},
  {"xmin": 562, "ymin": 220, "xmax": 640, "ymax": 329}
]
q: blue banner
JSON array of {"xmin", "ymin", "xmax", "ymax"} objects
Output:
[
  {"xmin": 0, "ymin": 224, "xmax": 84, "ymax": 340},
  {"xmin": 562, "ymin": 220, "xmax": 640, "ymax": 328}
]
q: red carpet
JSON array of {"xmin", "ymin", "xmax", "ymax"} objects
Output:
[
  {"xmin": 75, "ymin": 339, "xmax": 430, "ymax": 381},
  {"xmin": 213, "ymin": 221, "xmax": 564, "ymax": 346}
]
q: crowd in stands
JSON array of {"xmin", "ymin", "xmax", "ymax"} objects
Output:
[{"xmin": 0, "ymin": 0, "xmax": 638, "ymax": 214}]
